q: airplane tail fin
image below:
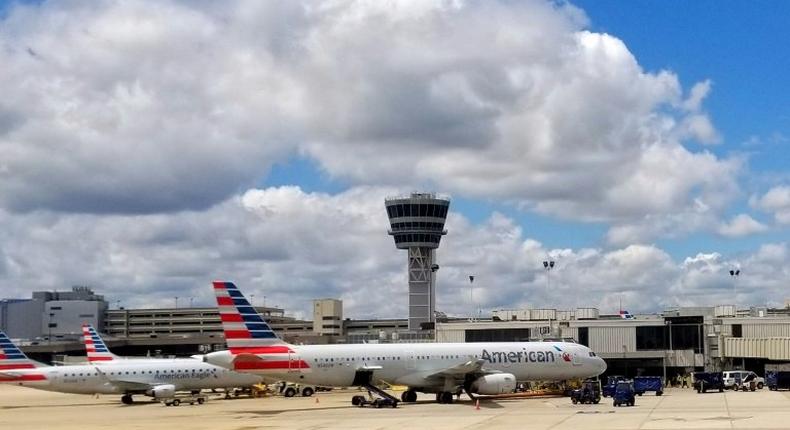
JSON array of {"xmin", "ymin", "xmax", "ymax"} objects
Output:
[
  {"xmin": 212, "ymin": 281, "xmax": 291, "ymax": 354},
  {"xmin": 0, "ymin": 331, "xmax": 37, "ymax": 370},
  {"xmin": 81, "ymin": 324, "xmax": 120, "ymax": 362}
]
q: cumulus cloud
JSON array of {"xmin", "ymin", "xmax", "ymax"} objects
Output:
[
  {"xmin": 0, "ymin": 0, "xmax": 736, "ymax": 229},
  {"xmin": 753, "ymin": 186, "xmax": 790, "ymax": 224},
  {"xmin": 1, "ymin": 186, "xmax": 787, "ymax": 318},
  {"xmin": 717, "ymin": 214, "xmax": 768, "ymax": 237}
]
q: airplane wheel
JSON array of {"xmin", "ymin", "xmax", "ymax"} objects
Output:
[
  {"xmin": 121, "ymin": 394, "xmax": 133, "ymax": 405},
  {"xmin": 401, "ymin": 390, "xmax": 417, "ymax": 402},
  {"xmin": 436, "ymin": 393, "xmax": 443, "ymax": 403},
  {"xmin": 440, "ymin": 392, "xmax": 454, "ymax": 404}
]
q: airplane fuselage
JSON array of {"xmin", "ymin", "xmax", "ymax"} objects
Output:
[
  {"xmin": 207, "ymin": 341, "xmax": 605, "ymax": 390},
  {"xmin": 2, "ymin": 359, "xmax": 261, "ymax": 395}
]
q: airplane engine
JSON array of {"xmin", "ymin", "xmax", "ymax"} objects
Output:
[
  {"xmin": 469, "ymin": 374, "xmax": 517, "ymax": 395},
  {"xmin": 146, "ymin": 384, "xmax": 176, "ymax": 399}
]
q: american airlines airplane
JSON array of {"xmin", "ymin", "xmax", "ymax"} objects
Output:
[
  {"xmin": 204, "ymin": 281, "xmax": 607, "ymax": 405},
  {"xmin": 0, "ymin": 331, "xmax": 261, "ymax": 404}
]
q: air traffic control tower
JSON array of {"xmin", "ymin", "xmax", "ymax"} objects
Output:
[{"xmin": 385, "ymin": 193, "xmax": 450, "ymax": 331}]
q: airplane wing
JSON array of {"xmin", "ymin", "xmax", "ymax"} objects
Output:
[
  {"xmin": 92, "ymin": 366, "xmax": 156, "ymax": 392},
  {"xmin": 423, "ymin": 358, "xmax": 500, "ymax": 382}
]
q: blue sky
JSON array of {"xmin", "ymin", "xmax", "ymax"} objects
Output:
[{"xmin": 1, "ymin": 0, "xmax": 789, "ymax": 315}]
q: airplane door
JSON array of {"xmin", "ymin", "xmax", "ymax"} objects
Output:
[
  {"xmin": 406, "ymin": 351, "xmax": 416, "ymax": 370},
  {"xmin": 288, "ymin": 352, "xmax": 302, "ymax": 373},
  {"xmin": 572, "ymin": 352, "xmax": 582, "ymax": 366}
]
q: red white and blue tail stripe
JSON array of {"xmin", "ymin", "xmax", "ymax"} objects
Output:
[
  {"xmin": 82, "ymin": 324, "xmax": 118, "ymax": 362},
  {"xmin": 0, "ymin": 331, "xmax": 46, "ymax": 383},
  {"xmin": 213, "ymin": 281, "xmax": 309, "ymax": 372},
  {"xmin": 0, "ymin": 331, "xmax": 36, "ymax": 370}
]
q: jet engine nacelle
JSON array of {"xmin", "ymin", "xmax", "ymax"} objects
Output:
[
  {"xmin": 146, "ymin": 384, "xmax": 176, "ymax": 399},
  {"xmin": 469, "ymin": 374, "xmax": 517, "ymax": 395}
]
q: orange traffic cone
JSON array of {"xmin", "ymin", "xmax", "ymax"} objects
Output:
[{"xmin": 475, "ymin": 399, "xmax": 480, "ymax": 410}]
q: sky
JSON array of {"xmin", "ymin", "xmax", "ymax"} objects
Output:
[{"xmin": 0, "ymin": 0, "xmax": 789, "ymax": 320}]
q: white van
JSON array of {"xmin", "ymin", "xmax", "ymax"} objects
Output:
[{"xmin": 722, "ymin": 371, "xmax": 764, "ymax": 390}]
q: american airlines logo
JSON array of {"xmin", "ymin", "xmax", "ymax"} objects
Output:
[
  {"xmin": 481, "ymin": 349, "xmax": 557, "ymax": 364},
  {"xmin": 154, "ymin": 371, "xmax": 215, "ymax": 381}
]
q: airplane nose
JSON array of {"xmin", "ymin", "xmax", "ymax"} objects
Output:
[{"xmin": 598, "ymin": 358, "xmax": 607, "ymax": 374}]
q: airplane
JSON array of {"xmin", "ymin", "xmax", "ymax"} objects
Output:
[
  {"xmin": 204, "ymin": 281, "xmax": 607, "ymax": 405},
  {"xmin": 0, "ymin": 330, "xmax": 262, "ymax": 404}
]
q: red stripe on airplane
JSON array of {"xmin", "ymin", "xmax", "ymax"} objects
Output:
[
  {"xmin": 216, "ymin": 296, "xmax": 234, "ymax": 306},
  {"xmin": 212, "ymin": 282, "xmax": 227, "ymax": 289},
  {"xmin": 0, "ymin": 364, "xmax": 36, "ymax": 370},
  {"xmin": 220, "ymin": 313, "xmax": 244, "ymax": 322},
  {"xmin": 0, "ymin": 373, "xmax": 46, "ymax": 382},
  {"xmin": 229, "ymin": 346, "xmax": 293, "ymax": 354},
  {"xmin": 224, "ymin": 330, "xmax": 251, "ymax": 339},
  {"xmin": 234, "ymin": 360, "xmax": 310, "ymax": 370},
  {"xmin": 88, "ymin": 356, "xmax": 114, "ymax": 361}
]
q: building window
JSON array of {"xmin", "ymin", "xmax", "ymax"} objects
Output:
[
  {"xmin": 732, "ymin": 324, "xmax": 742, "ymax": 338},
  {"xmin": 636, "ymin": 326, "xmax": 667, "ymax": 350}
]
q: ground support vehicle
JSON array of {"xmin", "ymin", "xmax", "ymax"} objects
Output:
[
  {"xmin": 602, "ymin": 375, "xmax": 627, "ymax": 397},
  {"xmin": 571, "ymin": 379, "xmax": 601, "ymax": 404},
  {"xmin": 613, "ymin": 381, "xmax": 635, "ymax": 407},
  {"xmin": 161, "ymin": 393, "xmax": 207, "ymax": 406},
  {"xmin": 692, "ymin": 372, "xmax": 724, "ymax": 393},
  {"xmin": 766, "ymin": 371, "xmax": 790, "ymax": 390},
  {"xmin": 723, "ymin": 371, "xmax": 764, "ymax": 390},
  {"xmin": 634, "ymin": 376, "xmax": 663, "ymax": 396}
]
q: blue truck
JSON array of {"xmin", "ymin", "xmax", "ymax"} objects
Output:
[
  {"xmin": 692, "ymin": 371, "xmax": 724, "ymax": 393},
  {"xmin": 633, "ymin": 376, "xmax": 663, "ymax": 396},
  {"xmin": 766, "ymin": 371, "xmax": 790, "ymax": 391},
  {"xmin": 602, "ymin": 375, "xmax": 627, "ymax": 397}
]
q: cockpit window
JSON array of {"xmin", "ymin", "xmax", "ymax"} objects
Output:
[{"xmin": 588, "ymin": 352, "xmax": 597, "ymax": 357}]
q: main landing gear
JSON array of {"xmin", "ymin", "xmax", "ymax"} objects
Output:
[
  {"xmin": 435, "ymin": 391, "xmax": 455, "ymax": 404},
  {"xmin": 400, "ymin": 390, "xmax": 418, "ymax": 403},
  {"xmin": 121, "ymin": 394, "xmax": 133, "ymax": 405}
]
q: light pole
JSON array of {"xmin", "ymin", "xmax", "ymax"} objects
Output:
[
  {"xmin": 468, "ymin": 275, "xmax": 475, "ymax": 321},
  {"xmin": 543, "ymin": 260, "xmax": 555, "ymax": 293},
  {"xmin": 174, "ymin": 296, "xmax": 179, "ymax": 309},
  {"xmin": 729, "ymin": 269, "xmax": 740, "ymax": 306}
]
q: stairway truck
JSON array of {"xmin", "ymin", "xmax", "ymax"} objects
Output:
[{"xmin": 766, "ymin": 371, "xmax": 790, "ymax": 391}]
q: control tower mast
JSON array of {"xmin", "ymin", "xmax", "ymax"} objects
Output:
[{"xmin": 385, "ymin": 193, "xmax": 450, "ymax": 331}]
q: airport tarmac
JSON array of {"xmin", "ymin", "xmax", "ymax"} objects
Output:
[{"xmin": 2, "ymin": 385, "xmax": 790, "ymax": 430}]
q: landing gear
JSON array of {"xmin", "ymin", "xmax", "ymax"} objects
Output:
[
  {"xmin": 400, "ymin": 390, "xmax": 417, "ymax": 403},
  {"xmin": 121, "ymin": 394, "xmax": 133, "ymax": 405},
  {"xmin": 435, "ymin": 391, "xmax": 454, "ymax": 404}
]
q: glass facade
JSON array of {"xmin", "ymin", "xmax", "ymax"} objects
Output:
[{"xmin": 386, "ymin": 203, "xmax": 449, "ymax": 220}]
